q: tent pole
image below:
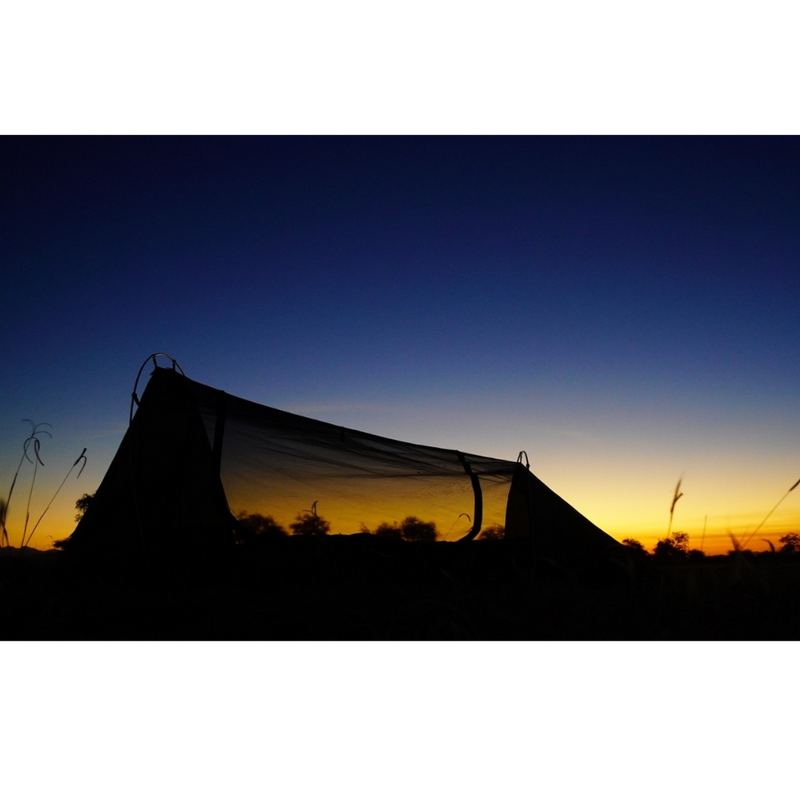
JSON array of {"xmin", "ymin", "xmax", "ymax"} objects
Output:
[
  {"xmin": 212, "ymin": 390, "xmax": 227, "ymax": 474},
  {"xmin": 456, "ymin": 453, "xmax": 483, "ymax": 542}
]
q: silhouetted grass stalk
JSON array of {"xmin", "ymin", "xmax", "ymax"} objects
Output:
[
  {"xmin": 22, "ymin": 448, "xmax": 87, "ymax": 549},
  {"xmin": 1, "ymin": 421, "xmax": 51, "ymax": 548},
  {"xmin": 741, "ymin": 477, "xmax": 800, "ymax": 550},
  {"xmin": 21, "ymin": 441, "xmax": 44, "ymax": 549},
  {"xmin": 2, "ymin": 443, "xmax": 32, "ymax": 546},
  {"xmin": 0, "ymin": 497, "xmax": 7, "ymax": 548},
  {"xmin": 668, "ymin": 477, "xmax": 684, "ymax": 537}
]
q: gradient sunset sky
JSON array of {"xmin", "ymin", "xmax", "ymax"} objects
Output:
[{"xmin": 3, "ymin": 135, "xmax": 800, "ymax": 553}]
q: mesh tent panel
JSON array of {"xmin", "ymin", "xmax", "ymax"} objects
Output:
[{"xmin": 184, "ymin": 372, "xmax": 517, "ymax": 540}]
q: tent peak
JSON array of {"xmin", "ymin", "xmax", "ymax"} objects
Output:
[{"xmin": 130, "ymin": 353, "xmax": 186, "ymax": 423}]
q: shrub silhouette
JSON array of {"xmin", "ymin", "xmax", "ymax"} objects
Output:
[
  {"xmin": 235, "ymin": 512, "xmax": 288, "ymax": 543},
  {"xmin": 400, "ymin": 515, "xmax": 437, "ymax": 542},
  {"xmin": 74, "ymin": 492, "xmax": 96, "ymax": 522},
  {"xmin": 621, "ymin": 537, "xmax": 648, "ymax": 554},
  {"xmin": 53, "ymin": 491, "xmax": 97, "ymax": 550},
  {"xmin": 477, "ymin": 524, "xmax": 504, "ymax": 540},
  {"xmin": 779, "ymin": 533, "xmax": 800, "ymax": 554},
  {"xmin": 290, "ymin": 511, "xmax": 331, "ymax": 537},
  {"xmin": 374, "ymin": 522, "xmax": 403, "ymax": 539},
  {"xmin": 653, "ymin": 531, "xmax": 690, "ymax": 559},
  {"xmin": 365, "ymin": 518, "xmax": 437, "ymax": 541}
]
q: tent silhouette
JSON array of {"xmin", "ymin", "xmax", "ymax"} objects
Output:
[{"xmin": 65, "ymin": 357, "xmax": 619, "ymax": 573}]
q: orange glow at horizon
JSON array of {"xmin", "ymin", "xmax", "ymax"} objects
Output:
[
  {"xmin": 7, "ymin": 449, "xmax": 800, "ymax": 556},
  {"xmin": 224, "ymin": 480, "xmax": 511, "ymax": 542},
  {"xmin": 1, "ymin": 494, "xmax": 79, "ymax": 551},
  {"xmin": 560, "ymin": 510, "xmax": 800, "ymax": 557}
]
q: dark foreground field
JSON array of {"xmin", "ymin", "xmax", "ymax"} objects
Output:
[{"xmin": 3, "ymin": 538, "xmax": 800, "ymax": 640}]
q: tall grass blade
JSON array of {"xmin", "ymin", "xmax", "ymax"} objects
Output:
[
  {"xmin": 668, "ymin": 476, "xmax": 684, "ymax": 537},
  {"xmin": 23, "ymin": 448, "xmax": 87, "ymax": 549},
  {"xmin": 741, "ymin": 477, "xmax": 800, "ymax": 549},
  {"xmin": 0, "ymin": 497, "xmax": 7, "ymax": 548},
  {"xmin": 20, "ymin": 444, "xmax": 41, "ymax": 549},
  {"xmin": 2, "ymin": 421, "xmax": 51, "ymax": 548}
]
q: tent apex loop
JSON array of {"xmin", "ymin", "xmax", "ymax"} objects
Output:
[{"xmin": 130, "ymin": 353, "xmax": 186, "ymax": 424}]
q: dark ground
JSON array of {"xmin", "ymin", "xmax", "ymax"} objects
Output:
[{"xmin": 3, "ymin": 538, "xmax": 800, "ymax": 640}]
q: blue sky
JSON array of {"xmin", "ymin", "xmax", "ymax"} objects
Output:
[{"xmin": 3, "ymin": 135, "xmax": 800, "ymax": 551}]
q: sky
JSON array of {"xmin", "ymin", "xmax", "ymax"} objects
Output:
[{"xmin": 3, "ymin": 135, "xmax": 800, "ymax": 553}]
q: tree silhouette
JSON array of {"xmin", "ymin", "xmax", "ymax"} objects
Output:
[
  {"xmin": 779, "ymin": 533, "xmax": 800, "ymax": 554},
  {"xmin": 653, "ymin": 531, "xmax": 690, "ymax": 559},
  {"xmin": 621, "ymin": 537, "xmax": 648, "ymax": 554},
  {"xmin": 74, "ymin": 492, "xmax": 95, "ymax": 522},
  {"xmin": 400, "ymin": 515, "xmax": 437, "ymax": 542},
  {"xmin": 364, "ymin": 517, "xmax": 440, "ymax": 541},
  {"xmin": 290, "ymin": 511, "xmax": 331, "ymax": 537},
  {"xmin": 53, "ymin": 491, "xmax": 96, "ymax": 550},
  {"xmin": 374, "ymin": 522, "xmax": 403, "ymax": 539},
  {"xmin": 477, "ymin": 524, "xmax": 504, "ymax": 540},
  {"xmin": 235, "ymin": 511, "xmax": 288, "ymax": 543}
]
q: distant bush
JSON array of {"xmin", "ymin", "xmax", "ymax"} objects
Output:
[
  {"xmin": 477, "ymin": 524, "xmax": 505, "ymax": 541},
  {"xmin": 400, "ymin": 516, "xmax": 437, "ymax": 542},
  {"xmin": 621, "ymin": 538, "xmax": 648, "ymax": 555},
  {"xmin": 236, "ymin": 512, "xmax": 288, "ymax": 543},
  {"xmin": 653, "ymin": 531, "xmax": 690, "ymax": 559},
  {"xmin": 364, "ymin": 517, "xmax": 438, "ymax": 541},
  {"xmin": 374, "ymin": 522, "xmax": 403, "ymax": 539},
  {"xmin": 52, "ymin": 491, "xmax": 98, "ymax": 550},
  {"xmin": 779, "ymin": 533, "xmax": 800, "ymax": 554},
  {"xmin": 290, "ymin": 511, "xmax": 331, "ymax": 537},
  {"xmin": 74, "ymin": 492, "xmax": 96, "ymax": 522}
]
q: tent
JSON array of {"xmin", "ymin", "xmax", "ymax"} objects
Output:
[{"xmin": 64, "ymin": 358, "xmax": 620, "ymax": 572}]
